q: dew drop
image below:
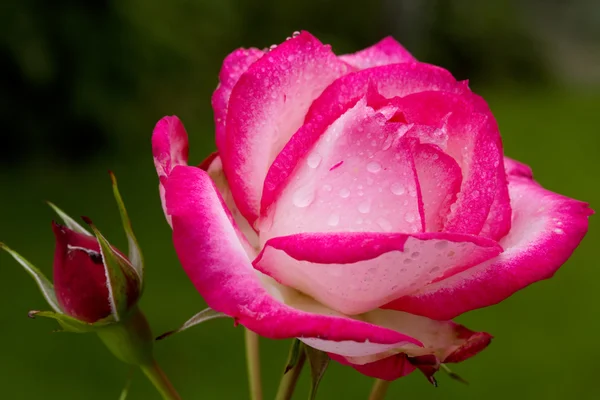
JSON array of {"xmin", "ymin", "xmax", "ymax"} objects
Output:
[
  {"xmin": 403, "ymin": 259, "xmax": 412, "ymax": 265},
  {"xmin": 358, "ymin": 201, "xmax": 371, "ymax": 214},
  {"xmin": 376, "ymin": 218, "xmax": 393, "ymax": 232},
  {"xmin": 327, "ymin": 214, "xmax": 340, "ymax": 227},
  {"xmin": 292, "ymin": 31, "xmax": 301, "ymax": 38},
  {"xmin": 339, "ymin": 188, "xmax": 350, "ymax": 198},
  {"xmin": 430, "ymin": 266, "xmax": 440, "ymax": 274},
  {"xmin": 292, "ymin": 186, "xmax": 314, "ymax": 208},
  {"xmin": 390, "ymin": 182, "xmax": 405, "ymax": 195},
  {"xmin": 366, "ymin": 161, "xmax": 381, "ymax": 173},
  {"xmin": 434, "ymin": 241, "xmax": 448, "ymax": 250},
  {"xmin": 411, "ymin": 251, "xmax": 420, "ymax": 258},
  {"xmin": 307, "ymin": 153, "xmax": 322, "ymax": 169},
  {"xmin": 322, "ymin": 184, "xmax": 332, "ymax": 192},
  {"xmin": 404, "ymin": 213, "xmax": 415, "ymax": 223}
]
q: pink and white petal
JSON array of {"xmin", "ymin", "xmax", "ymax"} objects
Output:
[
  {"xmin": 338, "ymin": 37, "xmax": 416, "ymax": 69},
  {"xmin": 398, "ymin": 91, "xmax": 504, "ymax": 235},
  {"xmin": 262, "ymin": 63, "xmax": 468, "ymax": 215},
  {"xmin": 212, "ymin": 48, "xmax": 264, "ymax": 151},
  {"xmin": 164, "ymin": 165, "xmax": 423, "ymax": 349},
  {"xmin": 386, "ymin": 175, "xmax": 592, "ymax": 320},
  {"xmin": 253, "ymin": 232, "xmax": 501, "ymax": 316},
  {"xmin": 152, "ymin": 116, "xmax": 190, "ymax": 226},
  {"xmin": 206, "ymin": 156, "xmax": 259, "ymax": 252},
  {"xmin": 412, "ymin": 143, "xmax": 462, "ymax": 232},
  {"xmin": 479, "ymin": 156, "xmax": 512, "ymax": 240},
  {"xmin": 504, "ymin": 156, "xmax": 534, "ymax": 178},
  {"xmin": 328, "ymin": 352, "xmax": 416, "ymax": 381},
  {"xmin": 260, "ymin": 99, "xmax": 423, "ymax": 240},
  {"xmin": 223, "ymin": 32, "xmax": 351, "ymax": 225}
]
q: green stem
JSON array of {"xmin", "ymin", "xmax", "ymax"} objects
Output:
[
  {"xmin": 141, "ymin": 359, "xmax": 182, "ymax": 400},
  {"xmin": 368, "ymin": 379, "xmax": 391, "ymax": 400},
  {"xmin": 275, "ymin": 347, "xmax": 306, "ymax": 400},
  {"xmin": 245, "ymin": 329, "xmax": 263, "ymax": 400}
]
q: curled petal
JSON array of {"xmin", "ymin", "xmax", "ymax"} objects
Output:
[
  {"xmin": 386, "ymin": 174, "xmax": 592, "ymax": 320},
  {"xmin": 164, "ymin": 165, "xmax": 422, "ymax": 350}
]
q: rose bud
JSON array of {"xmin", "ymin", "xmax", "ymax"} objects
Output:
[
  {"xmin": 1, "ymin": 174, "xmax": 180, "ymax": 399},
  {"xmin": 51, "ymin": 222, "xmax": 138, "ymax": 323},
  {"xmin": 152, "ymin": 31, "xmax": 592, "ymax": 392}
]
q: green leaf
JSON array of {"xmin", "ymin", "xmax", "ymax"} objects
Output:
[
  {"xmin": 47, "ymin": 202, "xmax": 92, "ymax": 236},
  {"xmin": 109, "ymin": 172, "xmax": 144, "ymax": 286},
  {"xmin": 440, "ymin": 364, "xmax": 469, "ymax": 385},
  {"xmin": 83, "ymin": 217, "xmax": 138, "ymax": 322},
  {"xmin": 156, "ymin": 308, "xmax": 228, "ymax": 340},
  {"xmin": 305, "ymin": 346, "xmax": 330, "ymax": 400},
  {"xmin": 0, "ymin": 242, "xmax": 62, "ymax": 313},
  {"xmin": 27, "ymin": 310, "xmax": 108, "ymax": 333}
]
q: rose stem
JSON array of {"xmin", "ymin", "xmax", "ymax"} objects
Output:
[
  {"xmin": 368, "ymin": 379, "xmax": 391, "ymax": 400},
  {"xmin": 245, "ymin": 328, "xmax": 263, "ymax": 400},
  {"xmin": 275, "ymin": 342, "xmax": 307, "ymax": 400},
  {"xmin": 140, "ymin": 359, "xmax": 182, "ymax": 400}
]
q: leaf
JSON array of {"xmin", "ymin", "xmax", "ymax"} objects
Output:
[
  {"xmin": 27, "ymin": 310, "xmax": 108, "ymax": 333},
  {"xmin": 156, "ymin": 308, "xmax": 228, "ymax": 340},
  {"xmin": 109, "ymin": 172, "xmax": 144, "ymax": 286},
  {"xmin": 305, "ymin": 345, "xmax": 330, "ymax": 400},
  {"xmin": 47, "ymin": 202, "xmax": 92, "ymax": 236},
  {"xmin": 0, "ymin": 242, "xmax": 62, "ymax": 313},
  {"xmin": 440, "ymin": 364, "xmax": 469, "ymax": 385},
  {"xmin": 83, "ymin": 217, "xmax": 138, "ymax": 322}
]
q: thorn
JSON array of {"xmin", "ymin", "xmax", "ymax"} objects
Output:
[
  {"xmin": 28, "ymin": 310, "xmax": 40, "ymax": 319},
  {"xmin": 430, "ymin": 376, "xmax": 438, "ymax": 387},
  {"xmin": 81, "ymin": 216, "xmax": 93, "ymax": 225},
  {"xmin": 155, "ymin": 330, "xmax": 175, "ymax": 341},
  {"xmin": 108, "ymin": 170, "xmax": 117, "ymax": 185}
]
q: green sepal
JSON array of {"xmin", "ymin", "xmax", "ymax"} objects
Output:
[
  {"xmin": 109, "ymin": 172, "xmax": 144, "ymax": 288},
  {"xmin": 0, "ymin": 242, "xmax": 62, "ymax": 313},
  {"xmin": 47, "ymin": 202, "xmax": 92, "ymax": 236},
  {"xmin": 156, "ymin": 308, "xmax": 228, "ymax": 340},
  {"xmin": 284, "ymin": 339, "xmax": 303, "ymax": 374},
  {"xmin": 27, "ymin": 310, "xmax": 111, "ymax": 333},
  {"xmin": 440, "ymin": 364, "xmax": 469, "ymax": 385},
  {"xmin": 83, "ymin": 217, "xmax": 139, "ymax": 322},
  {"xmin": 305, "ymin": 345, "xmax": 330, "ymax": 400}
]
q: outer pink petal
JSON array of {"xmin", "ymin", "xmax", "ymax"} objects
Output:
[
  {"xmin": 260, "ymin": 99, "xmax": 423, "ymax": 240},
  {"xmin": 212, "ymin": 48, "xmax": 264, "ymax": 151},
  {"xmin": 164, "ymin": 165, "xmax": 422, "ymax": 350},
  {"xmin": 262, "ymin": 63, "xmax": 467, "ymax": 214},
  {"xmin": 504, "ymin": 156, "xmax": 533, "ymax": 178},
  {"xmin": 385, "ymin": 175, "xmax": 592, "ymax": 320},
  {"xmin": 151, "ymin": 116, "xmax": 190, "ymax": 225},
  {"xmin": 223, "ymin": 31, "xmax": 351, "ymax": 225},
  {"xmin": 253, "ymin": 232, "xmax": 501, "ymax": 315},
  {"xmin": 329, "ymin": 352, "xmax": 416, "ymax": 381},
  {"xmin": 338, "ymin": 37, "xmax": 416, "ymax": 69}
]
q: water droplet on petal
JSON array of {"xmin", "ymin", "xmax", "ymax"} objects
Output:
[
  {"xmin": 307, "ymin": 153, "xmax": 322, "ymax": 169},
  {"xmin": 339, "ymin": 188, "xmax": 350, "ymax": 198},
  {"xmin": 391, "ymin": 182, "xmax": 405, "ymax": 195},
  {"xmin": 405, "ymin": 213, "xmax": 415, "ymax": 223},
  {"xmin": 327, "ymin": 214, "xmax": 340, "ymax": 227},
  {"xmin": 366, "ymin": 161, "xmax": 381, "ymax": 173},
  {"xmin": 358, "ymin": 201, "xmax": 371, "ymax": 214},
  {"xmin": 376, "ymin": 218, "xmax": 393, "ymax": 232},
  {"xmin": 292, "ymin": 186, "xmax": 315, "ymax": 208},
  {"xmin": 434, "ymin": 241, "xmax": 448, "ymax": 250}
]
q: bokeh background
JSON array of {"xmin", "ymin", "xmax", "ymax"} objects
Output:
[{"xmin": 1, "ymin": 0, "xmax": 598, "ymax": 399}]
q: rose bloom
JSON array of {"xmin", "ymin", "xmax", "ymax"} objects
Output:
[{"xmin": 152, "ymin": 32, "xmax": 591, "ymax": 380}]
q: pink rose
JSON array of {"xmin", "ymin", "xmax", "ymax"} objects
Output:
[{"xmin": 152, "ymin": 32, "xmax": 591, "ymax": 381}]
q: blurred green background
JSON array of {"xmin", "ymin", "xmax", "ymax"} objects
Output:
[{"xmin": 0, "ymin": 0, "xmax": 598, "ymax": 399}]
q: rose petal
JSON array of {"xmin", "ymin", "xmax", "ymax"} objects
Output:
[
  {"xmin": 260, "ymin": 99, "xmax": 423, "ymax": 240},
  {"xmin": 223, "ymin": 31, "xmax": 350, "ymax": 225},
  {"xmin": 212, "ymin": 48, "xmax": 264, "ymax": 151},
  {"xmin": 253, "ymin": 232, "xmax": 501, "ymax": 315},
  {"xmin": 338, "ymin": 37, "xmax": 416, "ymax": 69},
  {"xmin": 164, "ymin": 165, "xmax": 422, "ymax": 349},
  {"xmin": 412, "ymin": 142, "xmax": 462, "ymax": 231},
  {"xmin": 152, "ymin": 116, "xmax": 190, "ymax": 226},
  {"xmin": 329, "ymin": 352, "xmax": 416, "ymax": 381},
  {"xmin": 262, "ymin": 63, "xmax": 468, "ymax": 214},
  {"xmin": 504, "ymin": 156, "xmax": 533, "ymax": 178},
  {"xmin": 385, "ymin": 174, "xmax": 592, "ymax": 320}
]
